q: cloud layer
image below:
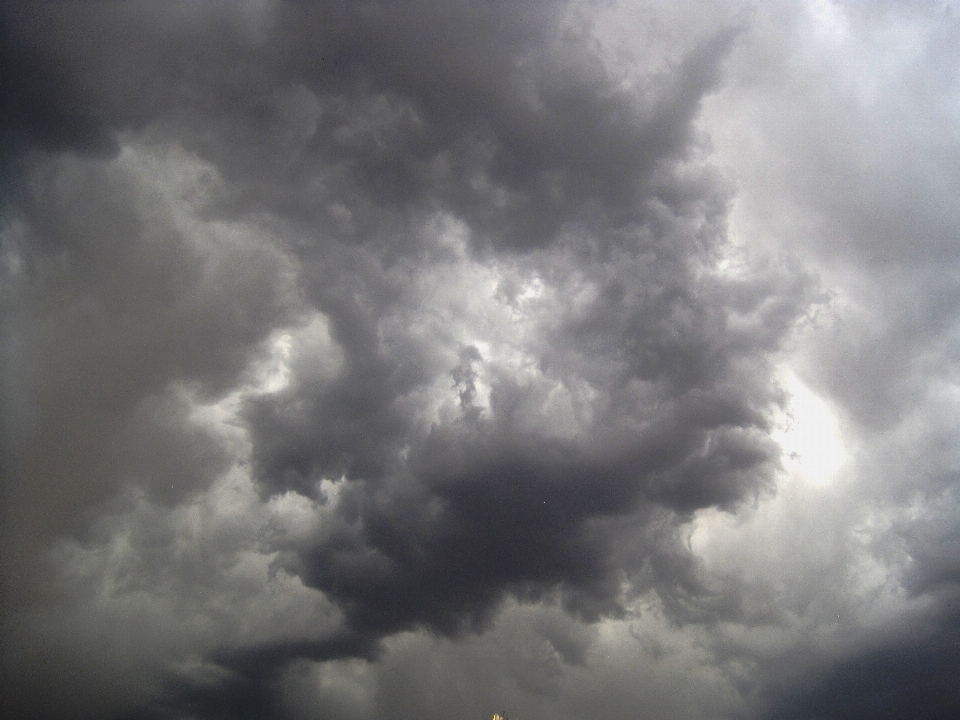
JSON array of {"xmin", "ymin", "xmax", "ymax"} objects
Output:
[{"xmin": 3, "ymin": 2, "xmax": 960, "ymax": 719}]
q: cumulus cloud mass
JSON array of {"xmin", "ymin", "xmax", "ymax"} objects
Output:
[{"xmin": 3, "ymin": 2, "xmax": 960, "ymax": 719}]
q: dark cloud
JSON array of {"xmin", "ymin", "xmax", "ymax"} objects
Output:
[
  {"xmin": 761, "ymin": 610, "xmax": 960, "ymax": 720},
  {"xmin": 1, "ymin": 37, "xmax": 119, "ymax": 158},
  {"xmin": 120, "ymin": 637, "xmax": 382, "ymax": 720},
  {"xmin": 4, "ymin": 1, "xmax": 960, "ymax": 720},
  {"xmin": 227, "ymin": 2, "xmax": 801, "ymax": 654}
]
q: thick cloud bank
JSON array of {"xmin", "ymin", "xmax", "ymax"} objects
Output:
[{"xmin": 3, "ymin": 2, "xmax": 960, "ymax": 719}]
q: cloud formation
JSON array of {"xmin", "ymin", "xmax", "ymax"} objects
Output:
[{"xmin": 3, "ymin": 1, "xmax": 960, "ymax": 719}]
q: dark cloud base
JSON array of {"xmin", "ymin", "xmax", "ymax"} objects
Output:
[{"xmin": 762, "ymin": 616, "xmax": 960, "ymax": 720}]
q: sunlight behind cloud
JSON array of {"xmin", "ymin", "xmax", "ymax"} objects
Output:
[{"xmin": 773, "ymin": 368, "xmax": 847, "ymax": 486}]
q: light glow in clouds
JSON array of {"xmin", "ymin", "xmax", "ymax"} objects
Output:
[{"xmin": 773, "ymin": 368, "xmax": 848, "ymax": 486}]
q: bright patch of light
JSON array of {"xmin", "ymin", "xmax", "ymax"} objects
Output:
[
  {"xmin": 516, "ymin": 276, "xmax": 545, "ymax": 303},
  {"xmin": 773, "ymin": 369, "xmax": 847, "ymax": 485},
  {"xmin": 468, "ymin": 340, "xmax": 493, "ymax": 413},
  {"xmin": 259, "ymin": 332, "xmax": 294, "ymax": 393},
  {"xmin": 808, "ymin": 0, "xmax": 848, "ymax": 43}
]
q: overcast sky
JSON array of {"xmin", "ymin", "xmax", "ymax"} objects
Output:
[{"xmin": 2, "ymin": 1, "xmax": 960, "ymax": 719}]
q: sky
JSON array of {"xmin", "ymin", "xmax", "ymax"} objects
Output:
[{"xmin": 2, "ymin": 1, "xmax": 960, "ymax": 719}]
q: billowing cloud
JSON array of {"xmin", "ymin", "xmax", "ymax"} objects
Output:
[{"xmin": 2, "ymin": 1, "xmax": 959, "ymax": 719}]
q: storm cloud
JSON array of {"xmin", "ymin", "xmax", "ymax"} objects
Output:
[{"xmin": 3, "ymin": 1, "xmax": 960, "ymax": 719}]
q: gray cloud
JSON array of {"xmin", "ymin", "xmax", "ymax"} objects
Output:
[
  {"xmin": 230, "ymin": 2, "xmax": 802, "ymax": 650},
  {"xmin": 3, "ymin": 1, "xmax": 960, "ymax": 719}
]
